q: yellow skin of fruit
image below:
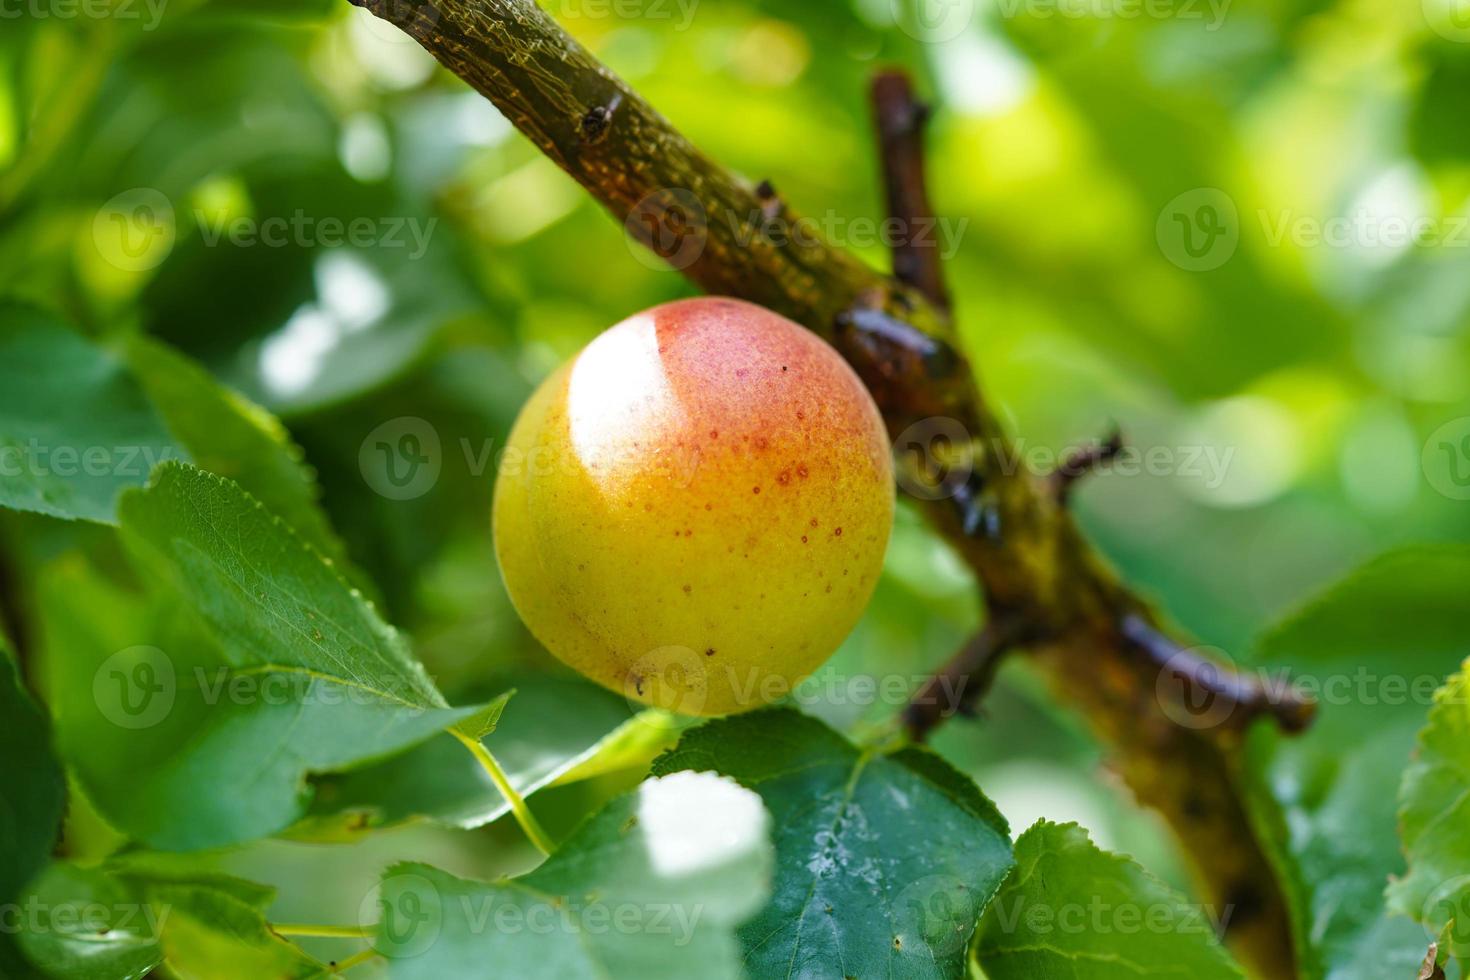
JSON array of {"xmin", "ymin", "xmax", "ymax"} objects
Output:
[{"xmin": 493, "ymin": 297, "xmax": 894, "ymax": 716}]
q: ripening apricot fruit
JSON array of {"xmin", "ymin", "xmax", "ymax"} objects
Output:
[{"xmin": 493, "ymin": 297, "xmax": 894, "ymax": 715}]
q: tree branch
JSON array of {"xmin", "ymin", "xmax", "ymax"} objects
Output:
[
  {"xmin": 870, "ymin": 70, "xmax": 951, "ymax": 314},
  {"xmin": 349, "ymin": 1, "xmax": 1310, "ymax": 973}
]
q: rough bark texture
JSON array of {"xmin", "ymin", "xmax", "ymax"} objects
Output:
[{"xmin": 348, "ymin": 0, "xmax": 1305, "ymax": 973}]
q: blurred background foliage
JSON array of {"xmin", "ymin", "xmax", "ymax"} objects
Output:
[{"xmin": 3, "ymin": 0, "xmax": 1470, "ymax": 946}]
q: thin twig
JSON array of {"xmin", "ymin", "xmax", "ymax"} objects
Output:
[
  {"xmin": 903, "ymin": 613, "xmax": 1030, "ymax": 739},
  {"xmin": 1051, "ymin": 428, "xmax": 1124, "ymax": 505},
  {"xmin": 1120, "ymin": 614, "xmax": 1316, "ymax": 733},
  {"xmin": 870, "ymin": 71, "xmax": 951, "ymax": 314}
]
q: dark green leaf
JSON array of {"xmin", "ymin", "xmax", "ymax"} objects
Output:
[
  {"xmin": 0, "ymin": 636, "xmax": 65, "ymax": 980},
  {"xmin": 0, "ymin": 304, "xmax": 182, "ymax": 523},
  {"xmin": 652, "ymin": 707, "xmax": 1013, "ymax": 979}
]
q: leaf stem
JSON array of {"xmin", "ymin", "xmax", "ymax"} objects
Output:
[
  {"xmin": 271, "ymin": 923, "xmax": 374, "ymax": 940},
  {"xmin": 451, "ymin": 729, "xmax": 555, "ymax": 855}
]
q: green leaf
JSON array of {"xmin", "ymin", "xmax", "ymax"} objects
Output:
[
  {"xmin": 376, "ymin": 771, "xmax": 773, "ymax": 979},
  {"xmin": 121, "ymin": 334, "xmax": 347, "ymax": 564},
  {"xmin": 16, "ymin": 862, "xmax": 326, "ymax": 980},
  {"xmin": 300, "ymin": 677, "xmax": 685, "ymax": 837},
  {"xmin": 0, "ymin": 303, "xmax": 182, "ymax": 523},
  {"xmin": 117, "ymin": 461, "xmax": 443, "ymax": 708},
  {"xmin": 0, "ymin": 636, "xmax": 65, "ymax": 979},
  {"xmin": 973, "ymin": 821, "xmax": 1245, "ymax": 978},
  {"xmin": 42, "ymin": 466, "xmax": 487, "ymax": 849},
  {"xmin": 0, "ymin": 636, "xmax": 64, "ymax": 905},
  {"xmin": 1387, "ymin": 659, "xmax": 1470, "ymax": 968},
  {"xmin": 1240, "ymin": 546, "xmax": 1470, "ymax": 980},
  {"xmin": 15, "ymin": 864, "xmax": 164, "ymax": 980},
  {"xmin": 651, "ymin": 707, "xmax": 1014, "ymax": 979}
]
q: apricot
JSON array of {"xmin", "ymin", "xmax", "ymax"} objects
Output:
[{"xmin": 493, "ymin": 297, "xmax": 894, "ymax": 716}]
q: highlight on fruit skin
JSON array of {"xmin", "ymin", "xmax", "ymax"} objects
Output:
[{"xmin": 493, "ymin": 296, "xmax": 895, "ymax": 716}]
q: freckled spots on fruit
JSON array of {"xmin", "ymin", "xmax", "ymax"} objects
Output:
[
  {"xmin": 682, "ymin": 584, "xmax": 692, "ymax": 594},
  {"xmin": 810, "ymin": 518, "xmax": 818, "ymax": 527},
  {"xmin": 685, "ymin": 528, "xmax": 692, "ymax": 536},
  {"xmin": 797, "ymin": 464, "xmax": 809, "ymax": 478},
  {"xmin": 755, "ymin": 436, "xmax": 769, "ymax": 451},
  {"xmin": 644, "ymin": 503, "xmax": 653, "ymax": 511},
  {"xmin": 752, "ymin": 486, "xmax": 761, "ymax": 494},
  {"xmin": 311, "ymin": 628, "xmax": 324, "ymax": 641},
  {"xmin": 834, "ymin": 527, "xmax": 843, "ymax": 536},
  {"xmin": 705, "ymin": 647, "xmax": 716, "ymax": 657},
  {"xmin": 704, "ymin": 502, "xmax": 712, "ymax": 511},
  {"xmin": 801, "ymin": 535, "xmax": 808, "ymax": 544},
  {"xmin": 825, "ymin": 584, "xmax": 832, "ymax": 593},
  {"xmin": 781, "ymin": 365, "xmax": 788, "ymax": 372},
  {"xmin": 893, "ymin": 937, "xmax": 902, "ymax": 951},
  {"xmin": 797, "ymin": 411, "xmax": 805, "ymax": 420},
  {"xmin": 709, "ymin": 429, "xmax": 718, "ymax": 439},
  {"xmin": 777, "ymin": 470, "xmax": 791, "ymax": 485}
]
